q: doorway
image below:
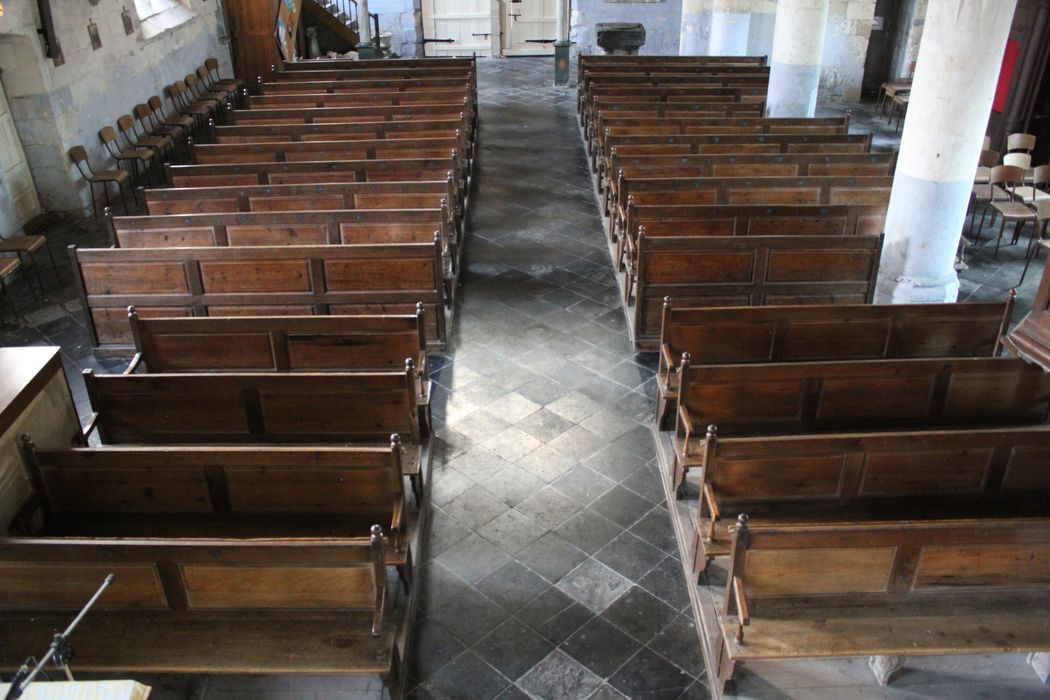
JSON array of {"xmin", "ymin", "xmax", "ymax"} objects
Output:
[
  {"xmin": 860, "ymin": 0, "xmax": 904, "ymax": 99},
  {"xmin": 501, "ymin": 0, "xmax": 556, "ymax": 56},
  {"xmin": 0, "ymin": 76, "xmax": 41, "ymax": 229}
]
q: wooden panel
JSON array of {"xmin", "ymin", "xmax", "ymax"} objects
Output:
[
  {"xmin": 182, "ymin": 565, "xmax": 375, "ymax": 608},
  {"xmin": 81, "ymin": 263, "xmax": 188, "ymax": 294},
  {"xmin": 697, "ymin": 380, "xmax": 805, "ymax": 424},
  {"xmin": 224, "ymin": 467, "xmax": 390, "ymax": 513},
  {"xmin": 117, "ymin": 228, "xmax": 217, "ymax": 248},
  {"xmin": 287, "ymin": 334, "xmax": 419, "ymax": 369},
  {"xmin": 645, "ymin": 252, "xmax": 754, "ymax": 284},
  {"xmin": 249, "ymin": 195, "xmax": 344, "ymax": 211},
  {"xmin": 0, "ymin": 563, "xmax": 166, "ymax": 609},
  {"xmin": 766, "ymin": 250, "xmax": 876, "ymax": 282},
  {"xmin": 670, "ymin": 322, "xmax": 777, "ymax": 363},
  {"xmin": 145, "ymin": 333, "xmax": 277, "ymax": 370},
  {"xmin": 1002, "ymin": 446, "xmax": 1050, "ymax": 492},
  {"xmin": 224, "ymin": 225, "xmax": 329, "ymax": 246},
  {"xmin": 744, "ymin": 548, "xmax": 896, "ymax": 596},
  {"xmin": 815, "ymin": 377, "xmax": 935, "ymax": 421},
  {"xmin": 715, "ymin": 455, "xmax": 846, "ymax": 500},
  {"xmin": 199, "ymin": 261, "xmax": 312, "ymax": 292},
  {"xmin": 915, "ymin": 545, "xmax": 1050, "ymax": 588},
  {"xmin": 325, "ymin": 259, "xmax": 434, "ymax": 290},
  {"xmin": 858, "ymin": 449, "xmax": 994, "ymax": 496},
  {"xmin": 782, "ymin": 319, "xmax": 891, "ymax": 359},
  {"xmin": 40, "ymin": 463, "xmax": 214, "ymax": 513}
]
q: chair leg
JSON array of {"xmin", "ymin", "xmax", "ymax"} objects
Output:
[
  {"xmin": 0, "ymin": 276, "xmax": 18, "ymax": 323},
  {"xmin": 101, "ymin": 181, "xmax": 112, "ymax": 217},
  {"xmin": 994, "ymin": 216, "xmax": 1008, "ymax": 259},
  {"xmin": 89, "ymin": 182, "xmax": 100, "ymax": 220},
  {"xmin": 25, "ymin": 251, "xmax": 45, "ymax": 296}
]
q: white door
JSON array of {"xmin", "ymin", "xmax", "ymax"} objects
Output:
[
  {"xmin": 421, "ymin": 0, "xmax": 494, "ymax": 57},
  {"xmin": 0, "ymin": 80, "xmax": 40, "ymax": 226},
  {"xmin": 501, "ymin": 0, "xmax": 556, "ymax": 55}
]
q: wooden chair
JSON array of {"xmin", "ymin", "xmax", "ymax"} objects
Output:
[
  {"xmin": 148, "ymin": 94, "xmax": 197, "ymax": 138},
  {"xmin": 206, "ymin": 57, "xmax": 246, "ymax": 93},
  {"xmin": 974, "ymin": 149, "xmax": 1000, "ymax": 184},
  {"xmin": 185, "ymin": 73, "xmax": 226, "ymax": 113},
  {"xmin": 68, "ymin": 145, "xmax": 135, "ymax": 218},
  {"xmin": 117, "ymin": 114, "xmax": 173, "ymax": 162},
  {"xmin": 987, "ymin": 166, "xmax": 1031, "ymax": 255},
  {"xmin": 0, "ymin": 235, "xmax": 57, "ymax": 293},
  {"xmin": 0, "ymin": 256, "xmax": 21, "ymax": 323},
  {"xmin": 98, "ymin": 126, "xmax": 155, "ymax": 187},
  {"xmin": 1013, "ymin": 163, "xmax": 1050, "ymax": 204},
  {"xmin": 1007, "ymin": 132, "xmax": 1037, "ymax": 155},
  {"xmin": 983, "ymin": 135, "xmax": 992, "ymax": 150},
  {"xmin": 971, "ymin": 164, "xmax": 1022, "ymax": 235},
  {"xmin": 167, "ymin": 82, "xmax": 212, "ymax": 131},
  {"xmin": 197, "ymin": 65, "xmax": 238, "ymax": 106},
  {"xmin": 1004, "ymin": 152, "xmax": 1032, "ymax": 170}
]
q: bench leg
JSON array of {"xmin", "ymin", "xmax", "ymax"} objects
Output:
[
  {"xmin": 715, "ymin": 635, "xmax": 737, "ymax": 695},
  {"xmin": 868, "ymin": 655, "xmax": 905, "ymax": 686},
  {"xmin": 690, "ymin": 527, "xmax": 709, "ymax": 581},
  {"xmin": 186, "ymin": 676, "xmax": 210, "ymax": 700},
  {"xmin": 1029, "ymin": 653, "xmax": 1050, "ymax": 684}
]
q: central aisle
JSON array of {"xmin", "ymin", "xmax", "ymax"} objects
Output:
[{"xmin": 411, "ymin": 58, "xmax": 706, "ymax": 699}]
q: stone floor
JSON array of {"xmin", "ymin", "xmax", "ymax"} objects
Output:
[{"xmin": 2, "ymin": 57, "xmax": 1049, "ymax": 700}]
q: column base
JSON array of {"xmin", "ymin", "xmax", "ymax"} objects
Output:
[
  {"xmin": 554, "ymin": 42, "xmax": 570, "ymax": 86},
  {"xmin": 357, "ymin": 44, "xmax": 378, "ymax": 59},
  {"xmin": 874, "ymin": 267, "xmax": 960, "ymax": 304}
]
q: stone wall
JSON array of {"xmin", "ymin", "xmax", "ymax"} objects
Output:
[
  {"xmin": 0, "ymin": 0, "xmax": 231, "ymax": 215},
  {"xmin": 570, "ymin": 0, "xmax": 685, "ymax": 56},
  {"xmin": 888, "ymin": 0, "xmax": 927, "ymax": 80},
  {"xmin": 370, "ymin": 0, "xmax": 424, "ymax": 57}
]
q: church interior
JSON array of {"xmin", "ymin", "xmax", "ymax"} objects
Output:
[{"xmin": 1, "ymin": 0, "xmax": 1050, "ymax": 698}]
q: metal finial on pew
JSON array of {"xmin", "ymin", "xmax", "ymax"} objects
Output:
[
  {"xmin": 390, "ymin": 433, "xmax": 402, "ymax": 452},
  {"xmin": 706, "ymin": 424, "xmax": 718, "ymax": 444},
  {"xmin": 679, "ymin": 351, "xmax": 691, "ymax": 371},
  {"xmin": 127, "ymin": 305, "xmax": 137, "ymax": 321},
  {"xmin": 663, "ymin": 296, "xmax": 672, "ymax": 310},
  {"xmin": 208, "ymin": 118, "xmax": 216, "ymax": 142}
]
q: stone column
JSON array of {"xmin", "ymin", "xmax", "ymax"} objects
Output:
[
  {"xmin": 679, "ymin": 0, "xmax": 704, "ymax": 55},
  {"xmin": 554, "ymin": 0, "xmax": 570, "ymax": 85},
  {"xmin": 875, "ymin": 0, "xmax": 1018, "ymax": 303},
  {"xmin": 710, "ymin": 0, "xmax": 751, "ymax": 56},
  {"xmin": 766, "ymin": 0, "xmax": 830, "ymax": 117},
  {"xmin": 358, "ymin": 0, "xmax": 374, "ymax": 54}
]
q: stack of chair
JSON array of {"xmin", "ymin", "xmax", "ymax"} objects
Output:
[
  {"xmin": 4, "ymin": 56, "xmax": 478, "ymax": 695},
  {"xmin": 578, "ymin": 55, "xmax": 1050, "ymax": 695}
]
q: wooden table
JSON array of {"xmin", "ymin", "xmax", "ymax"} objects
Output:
[{"xmin": 878, "ymin": 79, "xmax": 912, "ymax": 116}]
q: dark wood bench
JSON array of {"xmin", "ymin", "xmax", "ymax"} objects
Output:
[
  {"xmin": 712, "ymin": 516, "xmax": 1050, "ymax": 691},
  {"xmin": 126, "ymin": 308, "xmax": 430, "ymax": 410},
  {"xmin": 273, "ymin": 67, "xmax": 476, "ymax": 82},
  {"xmin": 282, "ymin": 56, "xmax": 476, "ymax": 72},
  {"xmin": 247, "ymin": 89, "xmax": 472, "ymax": 109},
  {"xmin": 585, "ymin": 87, "xmax": 768, "ymax": 137},
  {"xmin": 0, "ymin": 531, "xmax": 406, "ymax": 687},
  {"xmin": 621, "ymin": 204, "xmax": 889, "ymax": 292},
  {"xmin": 689, "ymin": 425, "xmax": 1050, "ymax": 568},
  {"xmin": 259, "ymin": 77, "xmax": 473, "ymax": 94},
  {"xmin": 211, "ymin": 118, "xmax": 467, "ymax": 143},
  {"xmin": 656, "ymin": 298, "xmax": 1015, "ymax": 430},
  {"xmin": 18, "ymin": 441, "xmax": 411, "ymax": 561},
  {"xmin": 581, "ymin": 75, "xmax": 770, "ymax": 127},
  {"xmin": 601, "ymin": 151, "xmax": 897, "ymax": 215},
  {"xmin": 143, "ymin": 180, "xmax": 461, "ymax": 239},
  {"xmin": 70, "ymin": 241, "xmax": 449, "ymax": 352},
  {"xmin": 229, "ymin": 102, "xmax": 474, "ymax": 125},
  {"xmin": 614, "ymin": 175, "xmax": 893, "ymax": 240},
  {"xmin": 584, "ymin": 103, "xmax": 768, "ymax": 144},
  {"xmin": 630, "ymin": 234, "xmax": 884, "ymax": 346}
]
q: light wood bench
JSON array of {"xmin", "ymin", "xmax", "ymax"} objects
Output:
[
  {"xmin": 0, "ymin": 532, "xmax": 406, "ymax": 687},
  {"xmin": 630, "ymin": 234, "xmax": 884, "ymax": 346},
  {"xmin": 712, "ymin": 517, "xmax": 1050, "ymax": 691},
  {"xmin": 689, "ymin": 426, "xmax": 1050, "ymax": 568},
  {"xmin": 70, "ymin": 242, "xmax": 449, "ymax": 352},
  {"xmin": 655, "ymin": 298, "xmax": 1015, "ymax": 430}
]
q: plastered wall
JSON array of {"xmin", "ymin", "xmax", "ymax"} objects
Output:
[
  {"xmin": 370, "ymin": 0, "xmax": 425, "ymax": 57},
  {"xmin": 0, "ymin": 0, "xmax": 232, "ymax": 215}
]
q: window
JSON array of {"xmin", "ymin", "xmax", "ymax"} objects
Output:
[{"xmin": 133, "ymin": 0, "xmax": 196, "ymax": 39}]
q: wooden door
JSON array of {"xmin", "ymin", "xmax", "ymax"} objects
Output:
[
  {"xmin": 0, "ymin": 79, "xmax": 40, "ymax": 226},
  {"xmin": 860, "ymin": 0, "xmax": 903, "ymax": 96},
  {"xmin": 421, "ymin": 0, "xmax": 493, "ymax": 56},
  {"xmin": 222, "ymin": 0, "xmax": 282, "ymax": 83},
  {"xmin": 501, "ymin": 0, "xmax": 555, "ymax": 55}
]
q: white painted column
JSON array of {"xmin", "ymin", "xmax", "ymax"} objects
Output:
[
  {"xmin": 358, "ymin": 0, "xmax": 372, "ymax": 44},
  {"xmin": 556, "ymin": 0, "xmax": 569, "ymax": 43},
  {"xmin": 766, "ymin": 0, "xmax": 829, "ymax": 117},
  {"xmin": 679, "ymin": 0, "xmax": 704, "ymax": 55},
  {"xmin": 710, "ymin": 0, "xmax": 751, "ymax": 56},
  {"xmin": 875, "ymin": 0, "xmax": 1017, "ymax": 303}
]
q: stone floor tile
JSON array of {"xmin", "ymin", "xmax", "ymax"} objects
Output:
[
  {"xmin": 590, "ymin": 485, "xmax": 656, "ymax": 529},
  {"xmin": 515, "ymin": 532, "xmax": 588, "ymax": 583},
  {"xmin": 551, "ymin": 464, "xmax": 617, "ymax": 504},
  {"xmin": 476, "ymin": 560, "xmax": 550, "ymax": 614},
  {"xmin": 426, "ymin": 651, "xmax": 510, "ymax": 700},
  {"xmin": 553, "ymin": 507, "xmax": 623, "ymax": 555},
  {"xmin": 515, "ymin": 485, "xmax": 583, "ymax": 529},
  {"xmin": 484, "ymin": 466, "xmax": 548, "ymax": 508},
  {"xmin": 556, "ymin": 559, "xmax": 633, "ymax": 614},
  {"xmin": 561, "ymin": 616, "xmax": 642, "ymax": 679},
  {"xmin": 649, "ymin": 614, "xmax": 705, "ymax": 678},
  {"xmin": 475, "ymin": 617, "xmax": 554, "ymax": 682},
  {"xmin": 518, "ymin": 650, "xmax": 603, "ymax": 700},
  {"xmin": 547, "ymin": 424, "xmax": 608, "ymax": 461},
  {"xmin": 482, "ymin": 426, "xmax": 544, "ymax": 463},
  {"xmin": 603, "ymin": 586, "xmax": 680, "ymax": 644},
  {"xmin": 409, "ymin": 618, "xmax": 467, "ymax": 683},
  {"xmin": 609, "ymin": 647, "xmax": 694, "ymax": 699},
  {"xmin": 638, "ymin": 556, "xmax": 693, "ymax": 615},
  {"xmin": 516, "ymin": 444, "xmax": 579, "ymax": 482},
  {"xmin": 443, "ymin": 484, "xmax": 511, "ymax": 531},
  {"xmin": 436, "ymin": 533, "xmax": 511, "ymax": 585},
  {"xmin": 546, "ymin": 391, "xmax": 605, "ymax": 423},
  {"xmin": 593, "ymin": 532, "xmax": 667, "ymax": 583},
  {"xmin": 516, "ymin": 407, "xmax": 575, "ymax": 441}
]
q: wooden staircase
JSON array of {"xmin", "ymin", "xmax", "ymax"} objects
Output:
[{"xmin": 302, "ymin": 0, "xmax": 360, "ymax": 48}]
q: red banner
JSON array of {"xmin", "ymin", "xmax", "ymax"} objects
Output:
[{"xmin": 993, "ymin": 39, "xmax": 1020, "ymax": 113}]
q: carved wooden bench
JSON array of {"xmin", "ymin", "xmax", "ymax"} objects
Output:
[
  {"xmin": 712, "ymin": 516, "xmax": 1050, "ymax": 691},
  {"xmin": 70, "ymin": 242, "xmax": 449, "ymax": 352},
  {"xmin": 17, "ymin": 441, "xmax": 411, "ymax": 563},
  {"xmin": 247, "ymin": 88, "xmax": 472, "ymax": 109},
  {"xmin": 258, "ymin": 77, "xmax": 473, "ymax": 95},
  {"xmin": 630, "ymin": 234, "xmax": 883, "ymax": 346},
  {"xmin": 126, "ymin": 308, "xmax": 431, "ymax": 413},
  {"xmin": 688, "ymin": 425, "xmax": 1050, "ymax": 569},
  {"xmin": 229, "ymin": 101, "xmax": 474, "ymax": 126},
  {"xmin": 581, "ymin": 76, "xmax": 770, "ymax": 127},
  {"xmin": 674, "ymin": 355, "xmax": 1050, "ymax": 486},
  {"xmin": 0, "ymin": 531, "xmax": 406, "ymax": 687},
  {"xmin": 655, "ymin": 298, "xmax": 1015, "ymax": 429},
  {"xmin": 613, "ymin": 175, "xmax": 892, "ymax": 241}
]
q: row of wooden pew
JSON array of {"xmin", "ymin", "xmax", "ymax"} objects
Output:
[
  {"xmin": 579, "ymin": 55, "xmax": 1050, "ymax": 696},
  {"xmin": 1, "ymin": 56, "xmax": 479, "ymax": 694}
]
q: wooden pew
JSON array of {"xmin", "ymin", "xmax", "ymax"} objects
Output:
[
  {"xmin": 247, "ymin": 89, "xmax": 471, "ymax": 109},
  {"xmin": 630, "ymin": 234, "xmax": 884, "ymax": 346},
  {"xmin": 272, "ymin": 67, "xmax": 476, "ymax": 82},
  {"xmin": 229, "ymin": 102, "xmax": 474, "ymax": 125},
  {"xmin": 212, "ymin": 118, "xmax": 467, "ymax": 143},
  {"xmin": 70, "ymin": 242, "xmax": 449, "ymax": 352},
  {"xmin": 105, "ymin": 209, "xmax": 456, "ymax": 276},
  {"xmin": 281, "ymin": 56, "xmax": 476, "ymax": 72},
  {"xmin": 143, "ymin": 180, "xmax": 462, "ymax": 239},
  {"xmin": 712, "ymin": 517, "xmax": 1050, "ymax": 691},
  {"xmin": 613, "ymin": 176, "xmax": 893, "ymax": 241},
  {"xmin": 689, "ymin": 426, "xmax": 1050, "ymax": 567},
  {"xmin": 621, "ymin": 204, "xmax": 888, "ymax": 293},
  {"xmin": 581, "ymin": 75, "xmax": 770, "ymax": 125},
  {"xmin": 583, "ymin": 87, "xmax": 768, "ymax": 134},
  {"xmin": 577, "ymin": 55, "xmax": 768, "ymax": 96},
  {"xmin": 601, "ymin": 151, "xmax": 898, "ymax": 215},
  {"xmin": 19, "ymin": 442, "xmax": 411, "ymax": 559},
  {"xmin": 584, "ymin": 103, "xmax": 768, "ymax": 144},
  {"xmin": 0, "ymin": 532, "xmax": 406, "ymax": 685},
  {"xmin": 126, "ymin": 309, "xmax": 431, "ymax": 410},
  {"xmin": 655, "ymin": 299, "xmax": 1015, "ymax": 430},
  {"xmin": 258, "ymin": 77, "xmax": 472, "ymax": 94}
]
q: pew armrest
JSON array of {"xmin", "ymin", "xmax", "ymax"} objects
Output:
[
  {"xmin": 124, "ymin": 353, "xmax": 143, "ymax": 375},
  {"xmin": 677, "ymin": 405, "xmax": 694, "ymax": 453},
  {"xmin": 659, "ymin": 344, "xmax": 676, "ymax": 391},
  {"xmin": 81, "ymin": 412, "xmax": 100, "ymax": 441},
  {"xmin": 731, "ymin": 576, "xmax": 750, "ymax": 640}
]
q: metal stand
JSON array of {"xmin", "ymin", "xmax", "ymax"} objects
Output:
[{"xmin": 4, "ymin": 575, "xmax": 114, "ymax": 700}]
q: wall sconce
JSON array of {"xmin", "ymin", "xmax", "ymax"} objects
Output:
[
  {"xmin": 122, "ymin": 7, "xmax": 134, "ymax": 34},
  {"xmin": 87, "ymin": 19, "xmax": 102, "ymax": 50}
]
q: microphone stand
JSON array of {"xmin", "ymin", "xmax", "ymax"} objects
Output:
[{"xmin": 4, "ymin": 574, "xmax": 115, "ymax": 700}]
